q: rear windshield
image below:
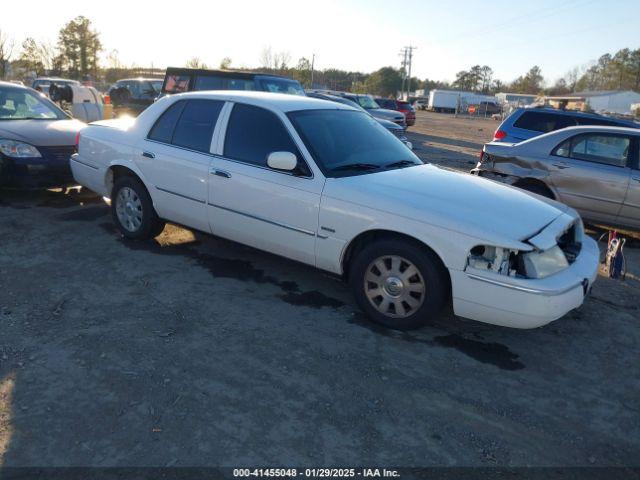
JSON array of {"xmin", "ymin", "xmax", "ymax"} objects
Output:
[
  {"xmin": 256, "ymin": 77, "xmax": 305, "ymax": 96},
  {"xmin": 195, "ymin": 75, "xmax": 256, "ymax": 91},
  {"xmin": 376, "ymin": 99, "xmax": 393, "ymax": 108},
  {"xmin": 513, "ymin": 111, "xmax": 576, "ymax": 133}
]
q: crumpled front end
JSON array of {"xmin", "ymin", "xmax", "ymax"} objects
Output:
[{"xmin": 450, "ymin": 212, "xmax": 599, "ymax": 329}]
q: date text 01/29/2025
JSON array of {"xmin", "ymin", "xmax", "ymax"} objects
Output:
[{"xmin": 233, "ymin": 468, "xmax": 400, "ymax": 478}]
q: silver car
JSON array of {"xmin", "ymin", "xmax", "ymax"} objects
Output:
[
  {"xmin": 338, "ymin": 93, "xmax": 407, "ymax": 127},
  {"xmin": 472, "ymin": 125, "xmax": 640, "ymax": 231}
]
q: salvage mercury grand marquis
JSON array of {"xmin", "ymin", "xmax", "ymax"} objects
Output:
[{"xmin": 70, "ymin": 91, "xmax": 599, "ymax": 330}]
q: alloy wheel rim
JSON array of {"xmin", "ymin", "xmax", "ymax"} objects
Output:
[
  {"xmin": 115, "ymin": 187, "xmax": 143, "ymax": 232},
  {"xmin": 364, "ymin": 255, "xmax": 426, "ymax": 318}
]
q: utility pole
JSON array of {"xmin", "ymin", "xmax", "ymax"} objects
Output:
[
  {"xmin": 399, "ymin": 48, "xmax": 408, "ymax": 99},
  {"xmin": 310, "ymin": 54, "xmax": 315, "ymax": 89},
  {"xmin": 406, "ymin": 46, "xmax": 416, "ymax": 100},
  {"xmin": 399, "ymin": 46, "xmax": 416, "ymax": 100}
]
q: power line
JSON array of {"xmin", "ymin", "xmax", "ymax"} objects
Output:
[{"xmin": 443, "ymin": 0, "xmax": 597, "ymax": 44}]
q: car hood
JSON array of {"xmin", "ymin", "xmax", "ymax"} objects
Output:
[
  {"xmin": 0, "ymin": 119, "xmax": 85, "ymax": 146},
  {"xmin": 376, "ymin": 118, "xmax": 403, "ymax": 130},
  {"xmin": 368, "ymin": 108, "xmax": 405, "ymax": 122},
  {"xmin": 324, "ymin": 164, "xmax": 569, "ymax": 245}
]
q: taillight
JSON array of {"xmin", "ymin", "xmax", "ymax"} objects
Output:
[
  {"xmin": 75, "ymin": 132, "xmax": 81, "ymax": 152},
  {"xmin": 493, "ymin": 130, "xmax": 507, "ymax": 140}
]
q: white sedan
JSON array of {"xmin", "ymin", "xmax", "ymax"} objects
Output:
[{"xmin": 70, "ymin": 91, "xmax": 599, "ymax": 330}]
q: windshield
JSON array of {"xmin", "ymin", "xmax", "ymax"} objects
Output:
[
  {"xmin": 355, "ymin": 95, "xmax": 380, "ymax": 109},
  {"xmin": 258, "ymin": 77, "xmax": 305, "ymax": 96},
  {"xmin": 288, "ymin": 109, "xmax": 421, "ymax": 177},
  {"xmin": 0, "ymin": 87, "xmax": 67, "ymax": 120},
  {"xmin": 150, "ymin": 80, "xmax": 163, "ymax": 93}
]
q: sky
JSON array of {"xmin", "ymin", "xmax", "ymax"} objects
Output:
[{"xmin": 2, "ymin": 0, "xmax": 639, "ymax": 85}]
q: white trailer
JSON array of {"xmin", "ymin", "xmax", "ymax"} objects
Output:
[
  {"xmin": 429, "ymin": 90, "xmax": 499, "ymax": 113},
  {"xmin": 428, "ymin": 90, "xmax": 461, "ymax": 112}
]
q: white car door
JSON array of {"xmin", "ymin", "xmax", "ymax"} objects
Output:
[
  {"xmin": 207, "ymin": 102, "xmax": 324, "ymax": 266},
  {"xmin": 137, "ymin": 98, "xmax": 224, "ymax": 232}
]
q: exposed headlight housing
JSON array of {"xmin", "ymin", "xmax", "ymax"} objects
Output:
[
  {"xmin": 521, "ymin": 245, "xmax": 569, "ymax": 279},
  {"xmin": 0, "ymin": 139, "xmax": 42, "ymax": 158},
  {"xmin": 467, "ymin": 245, "xmax": 518, "ymax": 277},
  {"xmin": 467, "ymin": 244, "xmax": 570, "ymax": 280}
]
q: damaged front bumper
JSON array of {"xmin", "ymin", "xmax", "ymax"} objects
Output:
[{"xmin": 450, "ymin": 222, "xmax": 599, "ymax": 329}]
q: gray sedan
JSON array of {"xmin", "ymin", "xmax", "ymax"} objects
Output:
[{"xmin": 472, "ymin": 125, "xmax": 640, "ymax": 231}]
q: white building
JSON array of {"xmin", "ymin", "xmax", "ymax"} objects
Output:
[{"xmin": 544, "ymin": 90, "xmax": 640, "ymax": 115}]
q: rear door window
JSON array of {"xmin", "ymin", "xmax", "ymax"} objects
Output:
[
  {"xmin": 171, "ymin": 99, "xmax": 224, "ymax": 153},
  {"xmin": 148, "ymin": 100, "xmax": 186, "ymax": 143},
  {"xmin": 513, "ymin": 111, "xmax": 576, "ymax": 133},
  {"xmin": 569, "ymin": 134, "xmax": 630, "ymax": 167}
]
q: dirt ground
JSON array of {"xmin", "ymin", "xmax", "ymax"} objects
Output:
[
  {"xmin": 0, "ymin": 111, "xmax": 639, "ymax": 470},
  {"xmin": 407, "ymin": 110, "xmax": 497, "ymax": 170}
]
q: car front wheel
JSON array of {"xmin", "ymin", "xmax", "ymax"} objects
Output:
[
  {"xmin": 349, "ymin": 239, "xmax": 449, "ymax": 330},
  {"xmin": 111, "ymin": 176, "xmax": 165, "ymax": 240}
]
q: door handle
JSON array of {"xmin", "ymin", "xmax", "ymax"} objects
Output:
[
  {"xmin": 142, "ymin": 151, "xmax": 155, "ymax": 159},
  {"xmin": 211, "ymin": 169, "xmax": 231, "ymax": 179},
  {"xmin": 552, "ymin": 162, "xmax": 570, "ymax": 169}
]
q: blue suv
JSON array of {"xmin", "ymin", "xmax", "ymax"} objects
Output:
[{"xmin": 493, "ymin": 107, "xmax": 639, "ymax": 143}]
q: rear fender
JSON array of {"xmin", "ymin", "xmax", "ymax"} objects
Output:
[{"xmin": 104, "ymin": 160, "xmax": 156, "ymax": 205}]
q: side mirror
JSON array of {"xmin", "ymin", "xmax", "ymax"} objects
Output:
[{"xmin": 267, "ymin": 151, "xmax": 297, "ymax": 171}]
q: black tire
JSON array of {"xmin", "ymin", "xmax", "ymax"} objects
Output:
[
  {"xmin": 349, "ymin": 238, "xmax": 449, "ymax": 330},
  {"xmin": 111, "ymin": 176, "xmax": 165, "ymax": 240},
  {"xmin": 517, "ymin": 181, "xmax": 554, "ymax": 199}
]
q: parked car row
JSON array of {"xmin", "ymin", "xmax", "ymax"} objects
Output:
[{"xmin": 375, "ymin": 98, "xmax": 416, "ymax": 126}]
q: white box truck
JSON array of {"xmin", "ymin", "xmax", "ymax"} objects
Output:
[{"xmin": 429, "ymin": 90, "xmax": 461, "ymax": 113}]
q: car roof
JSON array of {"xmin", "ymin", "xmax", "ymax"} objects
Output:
[
  {"xmin": 164, "ymin": 67, "xmax": 292, "ymax": 80},
  {"xmin": 33, "ymin": 77, "xmax": 79, "ymax": 83},
  {"xmin": 0, "ymin": 80, "xmax": 29, "ymax": 90},
  {"xmin": 551, "ymin": 125, "xmax": 640, "ymax": 135},
  {"xmin": 166, "ymin": 90, "xmax": 357, "ymax": 113},
  {"xmin": 117, "ymin": 78, "xmax": 163, "ymax": 83},
  {"xmin": 517, "ymin": 106, "xmax": 633, "ymax": 122}
]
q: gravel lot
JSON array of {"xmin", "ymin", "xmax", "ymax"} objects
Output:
[{"xmin": 0, "ymin": 111, "xmax": 639, "ymax": 469}]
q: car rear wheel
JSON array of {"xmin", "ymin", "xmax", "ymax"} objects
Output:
[
  {"xmin": 111, "ymin": 176, "xmax": 165, "ymax": 240},
  {"xmin": 349, "ymin": 239, "xmax": 448, "ymax": 330}
]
